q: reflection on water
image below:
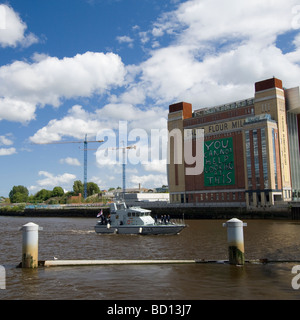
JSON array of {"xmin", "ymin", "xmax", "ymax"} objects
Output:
[{"xmin": 0, "ymin": 216, "xmax": 300, "ymax": 299}]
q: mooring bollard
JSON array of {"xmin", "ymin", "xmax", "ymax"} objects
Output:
[
  {"xmin": 223, "ymin": 218, "xmax": 247, "ymax": 265},
  {"xmin": 19, "ymin": 222, "xmax": 43, "ymax": 268}
]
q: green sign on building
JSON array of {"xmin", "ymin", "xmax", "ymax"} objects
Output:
[{"xmin": 204, "ymin": 137, "xmax": 235, "ymax": 186}]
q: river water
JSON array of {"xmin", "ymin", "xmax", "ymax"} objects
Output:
[{"xmin": 0, "ymin": 216, "xmax": 300, "ymax": 300}]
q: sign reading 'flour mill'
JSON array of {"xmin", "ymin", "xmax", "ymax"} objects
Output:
[{"xmin": 204, "ymin": 137, "xmax": 235, "ymax": 186}]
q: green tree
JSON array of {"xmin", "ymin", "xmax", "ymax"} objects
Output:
[
  {"xmin": 73, "ymin": 180, "xmax": 84, "ymax": 195},
  {"xmin": 87, "ymin": 182, "xmax": 100, "ymax": 197},
  {"xmin": 34, "ymin": 189, "xmax": 52, "ymax": 201},
  {"xmin": 9, "ymin": 185, "xmax": 29, "ymax": 203},
  {"xmin": 52, "ymin": 186, "xmax": 64, "ymax": 197}
]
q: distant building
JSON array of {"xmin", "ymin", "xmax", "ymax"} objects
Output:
[
  {"xmin": 124, "ymin": 193, "xmax": 169, "ymax": 205},
  {"xmin": 168, "ymin": 77, "xmax": 300, "ymax": 208},
  {"xmin": 69, "ymin": 193, "xmax": 82, "ymax": 203}
]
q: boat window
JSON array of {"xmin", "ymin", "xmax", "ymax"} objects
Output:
[
  {"xmin": 132, "ymin": 212, "xmax": 135, "ymax": 217},
  {"xmin": 128, "ymin": 212, "xmax": 131, "ymax": 217},
  {"xmin": 117, "ymin": 203, "xmax": 126, "ymax": 210}
]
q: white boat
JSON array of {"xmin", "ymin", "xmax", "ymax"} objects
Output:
[{"xmin": 94, "ymin": 202, "xmax": 186, "ymax": 235}]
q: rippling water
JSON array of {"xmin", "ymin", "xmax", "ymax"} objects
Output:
[{"xmin": 1, "ymin": 216, "xmax": 300, "ymax": 300}]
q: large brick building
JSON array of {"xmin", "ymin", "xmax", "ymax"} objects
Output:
[{"xmin": 168, "ymin": 77, "xmax": 300, "ymax": 208}]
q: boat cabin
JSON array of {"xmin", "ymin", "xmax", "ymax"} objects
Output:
[{"xmin": 109, "ymin": 202, "xmax": 154, "ymax": 226}]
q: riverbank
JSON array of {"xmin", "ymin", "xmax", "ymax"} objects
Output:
[
  {"xmin": 150, "ymin": 205, "xmax": 293, "ymax": 220},
  {"xmin": 0, "ymin": 204, "xmax": 296, "ymax": 219}
]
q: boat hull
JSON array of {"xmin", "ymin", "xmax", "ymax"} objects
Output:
[{"xmin": 94, "ymin": 224, "xmax": 186, "ymax": 235}]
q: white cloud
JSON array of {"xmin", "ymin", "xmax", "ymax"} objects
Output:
[
  {"xmin": 0, "ymin": 98, "xmax": 36, "ymax": 123},
  {"xmin": 89, "ymin": 175, "xmax": 104, "ymax": 188},
  {"xmin": 114, "ymin": 86, "xmax": 146, "ymax": 105},
  {"xmin": 162, "ymin": 0, "xmax": 296, "ymax": 45},
  {"xmin": 0, "ymin": 134, "xmax": 17, "ymax": 156},
  {"xmin": 28, "ymin": 185, "xmax": 38, "ymax": 193},
  {"xmin": 37, "ymin": 171, "xmax": 76, "ymax": 188},
  {"xmin": 139, "ymin": 31, "xmax": 150, "ymax": 44},
  {"xmin": 140, "ymin": 45, "xmax": 203, "ymax": 104},
  {"xmin": 116, "ymin": 35, "xmax": 134, "ymax": 48},
  {"xmin": 132, "ymin": 0, "xmax": 300, "ymax": 108},
  {"xmin": 97, "ymin": 104, "xmax": 167, "ymax": 131},
  {"xmin": 152, "ymin": 27, "xmax": 164, "ymax": 37},
  {"xmin": 151, "ymin": 41, "xmax": 160, "ymax": 49},
  {"xmin": 29, "ymin": 105, "xmax": 103, "ymax": 143},
  {"xmin": 30, "ymin": 103, "xmax": 168, "ymax": 144},
  {"xmin": 286, "ymin": 33, "xmax": 300, "ymax": 63},
  {"xmin": 0, "ymin": 51, "xmax": 126, "ymax": 123},
  {"xmin": 129, "ymin": 173, "xmax": 167, "ymax": 188},
  {"xmin": 0, "ymin": 147, "xmax": 16, "ymax": 156},
  {"xmin": 0, "ymin": 134, "xmax": 13, "ymax": 146},
  {"xmin": 60, "ymin": 157, "xmax": 81, "ymax": 166},
  {"xmin": 293, "ymin": 33, "xmax": 300, "ymax": 48},
  {"xmin": 142, "ymin": 160, "xmax": 167, "ymax": 174},
  {"xmin": 0, "ymin": 4, "xmax": 38, "ymax": 48}
]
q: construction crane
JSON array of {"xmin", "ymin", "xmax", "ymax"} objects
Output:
[
  {"xmin": 33, "ymin": 134, "xmax": 104, "ymax": 199},
  {"xmin": 94, "ymin": 144, "xmax": 136, "ymax": 198},
  {"xmin": 111, "ymin": 144, "xmax": 136, "ymax": 198}
]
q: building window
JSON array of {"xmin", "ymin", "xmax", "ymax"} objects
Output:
[
  {"xmin": 265, "ymin": 191, "xmax": 269, "ymax": 203},
  {"xmin": 245, "ymin": 131, "xmax": 252, "ymax": 189},
  {"xmin": 261, "ymin": 128, "xmax": 269, "ymax": 189},
  {"xmin": 257, "ymin": 192, "xmax": 261, "ymax": 204},
  {"xmin": 272, "ymin": 129, "xmax": 278, "ymax": 189},
  {"xmin": 249, "ymin": 192, "xmax": 253, "ymax": 204},
  {"xmin": 253, "ymin": 130, "xmax": 260, "ymax": 188}
]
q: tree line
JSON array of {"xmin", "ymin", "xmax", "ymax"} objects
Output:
[{"xmin": 8, "ymin": 180, "xmax": 100, "ymax": 204}]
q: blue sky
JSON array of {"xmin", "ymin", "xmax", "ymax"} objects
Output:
[{"xmin": 1, "ymin": 0, "xmax": 300, "ymax": 197}]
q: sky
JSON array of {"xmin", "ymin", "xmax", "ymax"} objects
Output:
[{"xmin": 1, "ymin": 0, "xmax": 300, "ymax": 197}]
